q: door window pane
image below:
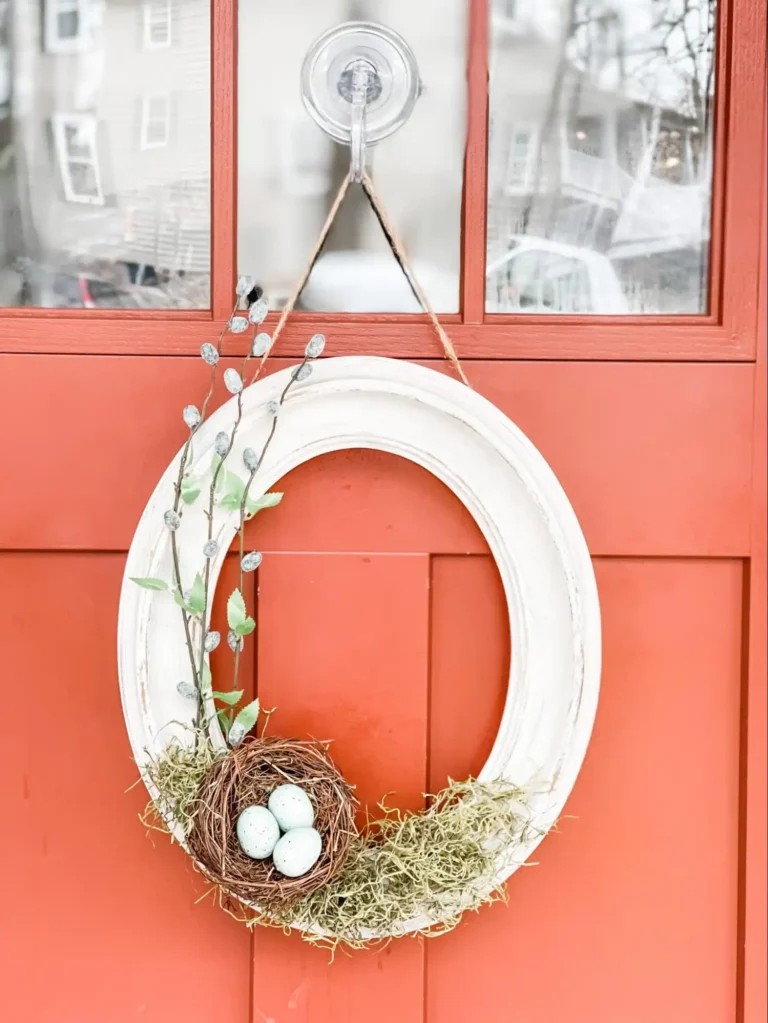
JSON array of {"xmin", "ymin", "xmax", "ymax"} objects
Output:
[
  {"xmin": 487, "ymin": 0, "xmax": 716, "ymax": 314},
  {"xmin": 0, "ymin": 0, "xmax": 210, "ymax": 309},
  {"xmin": 238, "ymin": 1, "xmax": 467, "ymax": 313}
]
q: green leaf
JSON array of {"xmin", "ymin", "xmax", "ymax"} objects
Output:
[
  {"xmin": 244, "ymin": 492, "xmax": 284, "ymax": 520},
  {"xmin": 201, "ymin": 661, "xmax": 212, "ymax": 695},
  {"xmin": 253, "ymin": 492, "xmax": 283, "ymax": 510},
  {"xmin": 212, "ymin": 689, "xmax": 244, "ymax": 706},
  {"xmin": 223, "ymin": 471, "xmax": 245, "ymax": 497},
  {"xmin": 130, "ymin": 577, "xmax": 168, "ymax": 591},
  {"xmin": 180, "ymin": 476, "xmax": 201, "ymax": 505},
  {"xmin": 217, "ymin": 491, "xmax": 245, "ymax": 512},
  {"xmin": 227, "ymin": 589, "xmax": 247, "ymax": 630},
  {"xmin": 173, "ymin": 588, "xmax": 195, "ymax": 614},
  {"xmin": 186, "ymin": 573, "xmax": 207, "ymax": 615},
  {"xmin": 234, "ymin": 616, "xmax": 255, "ymax": 638},
  {"xmin": 217, "ymin": 708, "xmax": 233, "ymax": 731},
  {"xmin": 232, "ymin": 698, "xmax": 260, "ymax": 738},
  {"xmin": 211, "ymin": 454, "xmax": 222, "ymax": 474}
]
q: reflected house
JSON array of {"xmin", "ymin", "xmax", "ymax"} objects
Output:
[
  {"xmin": 0, "ymin": 1, "xmax": 12, "ymax": 270},
  {"xmin": 3, "ymin": 0, "xmax": 467, "ymax": 311},
  {"xmin": 488, "ymin": 0, "xmax": 714, "ymax": 313},
  {"xmin": 1, "ymin": 0, "xmax": 210, "ymax": 306}
]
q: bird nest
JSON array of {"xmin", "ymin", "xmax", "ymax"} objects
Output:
[{"xmin": 186, "ymin": 735, "xmax": 358, "ymax": 911}]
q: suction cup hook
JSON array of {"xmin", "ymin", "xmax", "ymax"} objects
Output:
[{"xmin": 300, "ymin": 22, "xmax": 422, "ymax": 182}]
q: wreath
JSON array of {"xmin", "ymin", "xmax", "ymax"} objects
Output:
[{"xmin": 118, "ymin": 180, "xmax": 600, "ymax": 951}]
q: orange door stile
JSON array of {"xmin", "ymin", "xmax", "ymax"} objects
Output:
[{"xmin": 0, "ymin": 1, "xmax": 765, "ymax": 1022}]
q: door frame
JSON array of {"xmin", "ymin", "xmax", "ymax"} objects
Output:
[{"xmin": 0, "ymin": 2, "xmax": 765, "ymax": 1020}]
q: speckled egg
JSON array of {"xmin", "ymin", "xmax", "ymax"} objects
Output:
[
  {"xmin": 272, "ymin": 827, "xmax": 323, "ymax": 878},
  {"xmin": 268, "ymin": 784, "xmax": 315, "ymax": 831},
  {"xmin": 235, "ymin": 805, "xmax": 280, "ymax": 860}
]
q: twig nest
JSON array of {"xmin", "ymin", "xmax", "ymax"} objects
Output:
[
  {"xmin": 273, "ymin": 827, "xmax": 323, "ymax": 877},
  {"xmin": 188, "ymin": 735, "xmax": 357, "ymax": 911},
  {"xmin": 236, "ymin": 806, "xmax": 280, "ymax": 860},
  {"xmin": 268, "ymin": 784, "xmax": 315, "ymax": 830}
]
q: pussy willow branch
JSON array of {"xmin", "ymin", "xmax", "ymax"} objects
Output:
[
  {"xmin": 197, "ymin": 308, "xmax": 277, "ymax": 734},
  {"xmin": 230, "ymin": 359, "xmax": 309, "ymax": 693},
  {"xmin": 170, "ymin": 298, "xmax": 238, "ymax": 702}
]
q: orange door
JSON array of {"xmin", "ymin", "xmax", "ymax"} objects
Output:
[{"xmin": 0, "ymin": 2, "xmax": 765, "ymax": 1022}]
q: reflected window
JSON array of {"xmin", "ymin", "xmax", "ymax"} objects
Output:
[
  {"xmin": 141, "ymin": 94, "xmax": 171, "ymax": 150},
  {"xmin": 0, "ymin": 0, "xmax": 210, "ymax": 308},
  {"xmin": 45, "ymin": 0, "xmax": 88, "ymax": 55},
  {"xmin": 52, "ymin": 113, "xmax": 102, "ymax": 204},
  {"xmin": 505, "ymin": 125, "xmax": 538, "ymax": 192},
  {"xmin": 488, "ymin": 0, "xmax": 717, "ymax": 315},
  {"xmin": 143, "ymin": 0, "xmax": 171, "ymax": 50}
]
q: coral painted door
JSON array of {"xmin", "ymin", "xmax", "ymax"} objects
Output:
[{"xmin": 0, "ymin": 2, "xmax": 765, "ymax": 1023}]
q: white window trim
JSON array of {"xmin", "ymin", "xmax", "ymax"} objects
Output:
[
  {"xmin": 44, "ymin": 0, "xmax": 89, "ymax": 55},
  {"xmin": 52, "ymin": 112, "xmax": 104, "ymax": 205},
  {"xmin": 142, "ymin": 1, "xmax": 172, "ymax": 51},
  {"xmin": 504, "ymin": 123, "xmax": 540, "ymax": 195},
  {"xmin": 140, "ymin": 93, "xmax": 171, "ymax": 150}
]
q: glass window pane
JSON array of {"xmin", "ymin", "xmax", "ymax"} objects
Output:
[
  {"xmin": 238, "ymin": 1, "xmax": 467, "ymax": 313},
  {"xmin": 487, "ymin": 0, "xmax": 716, "ymax": 315},
  {"xmin": 57, "ymin": 11, "xmax": 80, "ymax": 41},
  {"xmin": 0, "ymin": 0, "xmax": 210, "ymax": 309}
]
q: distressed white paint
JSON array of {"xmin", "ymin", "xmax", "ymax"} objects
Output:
[{"xmin": 117, "ymin": 356, "xmax": 601, "ymax": 938}]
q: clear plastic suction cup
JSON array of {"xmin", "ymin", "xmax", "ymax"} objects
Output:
[{"xmin": 300, "ymin": 22, "xmax": 421, "ymax": 148}]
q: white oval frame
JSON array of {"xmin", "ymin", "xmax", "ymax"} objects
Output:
[{"xmin": 118, "ymin": 356, "xmax": 601, "ymax": 937}]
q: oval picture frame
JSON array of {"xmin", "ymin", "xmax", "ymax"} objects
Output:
[{"xmin": 118, "ymin": 356, "xmax": 601, "ymax": 937}]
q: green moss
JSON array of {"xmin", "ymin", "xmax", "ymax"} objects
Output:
[
  {"xmin": 144, "ymin": 737, "xmax": 538, "ymax": 951},
  {"xmin": 141, "ymin": 730, "xmax": 223, "ymax": 838},
  {"xmin": 265, "ymin": 779, "xmax": 537, "ymax": 950}
]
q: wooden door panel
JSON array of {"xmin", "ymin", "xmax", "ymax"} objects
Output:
[
  {"xmin": 0, "ymin": 354, "xmax": 754, "ymax": 1022},
  {"xmin": 427, "ymin": 558, "xmax": 744, "ymax": 1023},
  {"xmin": 0, "ymin": 552, "xmax": 250, "ymax": 1023},
  {"xmin": 254, "ymin": 552, "xmax": 431, "ymax": 817},
  {"xmin": 428, "ymin": 555, "xmax": 510, "ymax": 788},
  {"xmin": 251, "ymin": 933, "xmax": 425, "ymax": 1023},
  {"xmin": 0, "ymin": 356, "xmax": 754, "ymax": 557},
  {"xmin": 251, "ymin": 552, "xmax": 430, "ymax": 1022}
]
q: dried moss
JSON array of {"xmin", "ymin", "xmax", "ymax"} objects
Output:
[
  {"xmin": 141, "ymin": 730, "xmax": 223, "ymax": 838},
  {"xmin": 144, "ymin": 737, "xmax": 539, "ymax": 951},
  {"xmin": 260, "ymin": 778, "xmax": 537, "ymax": 950}
]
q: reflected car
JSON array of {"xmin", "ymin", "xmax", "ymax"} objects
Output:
[
  {"xmin": 15, "ymin": 262, "xmax": 202, "ymax": 309},
  {"xmin": 297, "ymin": 237, "xmax": 628, "ymax": 316},
  {"xmin": 486, "ymin": 236, "xmax": 629, "ymax": 315}
]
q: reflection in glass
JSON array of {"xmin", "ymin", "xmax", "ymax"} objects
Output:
[
  {"xmin": 238, "ymin": 1, "xmax": 467, "ymax": 313},
  {"xmin": 0, "ymin": 0, "xmax": 210, "ymax": 309},
  {"xmin": 487, "ymin": 0, "xmax": 716, "ymax": 314}
]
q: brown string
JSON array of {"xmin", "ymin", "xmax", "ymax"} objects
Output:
[
  {"xmin": 250, "ymin": 170, "xmax": 471, "ymax": 388},
  {"xmin": 360, "ymin": 172, "xmax": 470, "ymax": 387},
  {"xmin": 250, "ymin": 174, "xmax": 350, "ymax": 385}
]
